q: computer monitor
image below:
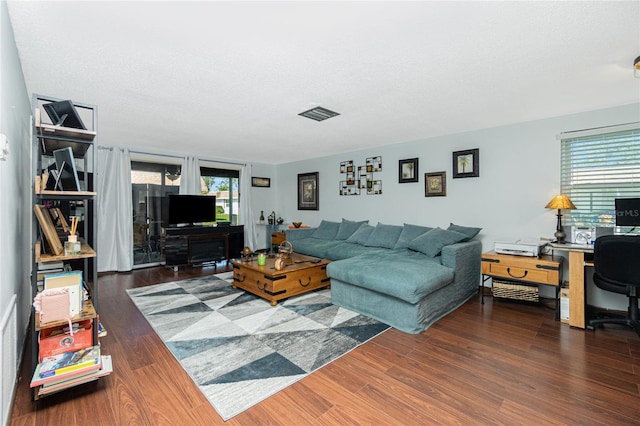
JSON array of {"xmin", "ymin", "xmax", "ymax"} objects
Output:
[
  {"xmin": 53, "ymin": 147, "xmax": 81, "ymax": 191},
  {"xmin": 615, "ymin": 197, "xmax": 640, "ymax": 227},
  {"xmin": 43, "ymin": 100, "xmax": 87, "ymax": 130}
]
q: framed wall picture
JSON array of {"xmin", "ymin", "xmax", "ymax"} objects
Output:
[
  {"xmin": 453, "ymin": 148, "xmax": 479, "ymax": 178},
  {"xmin": 298, "ymin": 172, "xmax": 319, "ymax": 210},
  {"xmin": 251, "ymin": 177, "xmax": 271, "ymax": 187},
  {"xmin": 425, "ymin": 171, "xmax": 446, "ymax": 197},
  {"xmin": 399, "ymin": 158, "xmax": 419, "ymax": 183}
]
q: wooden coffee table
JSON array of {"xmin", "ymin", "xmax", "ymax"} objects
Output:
[{"xmin": 231, "ymin": 253, "xmax": 331, "ymax": 305}]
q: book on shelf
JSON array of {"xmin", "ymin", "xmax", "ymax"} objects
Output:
[
  {"xmin": 37, "ymin": 355, "xmax": 112, "ymax": 397},
  {"xmin": 43, "ymin": 270, "xmax": 82, "ymax": 316},
  {"xmin": 37, "ymin": 269, "xmax": 64, "ymax": 281},
  {"xmin": 98, "ymin": 319, "xmax": 107, "ymax": 337},
  {"xmin": 38, "ymin": 261, "xmax": 64, "ymax": 271},
  {"xmin": 31, "ymin": 345, "xmax": 101, "ymax": 387}
]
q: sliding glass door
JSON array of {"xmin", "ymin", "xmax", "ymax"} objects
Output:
[
  {"xmin": 131, "ymin": 162, "xmax": 180, "ymax": 267},
  {"xmin": 130, "ymin": 161, "xmax": 241, "ymax": 268}
]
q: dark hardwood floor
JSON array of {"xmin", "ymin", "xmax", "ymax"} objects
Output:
[{"xmin": 10, "ymin": 264, "xmax": 640, "ymax": 425}]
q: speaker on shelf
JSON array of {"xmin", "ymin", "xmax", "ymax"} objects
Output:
[{"xmin": 570, "ymin": 226, "xmax": 614, "ymax": 244}]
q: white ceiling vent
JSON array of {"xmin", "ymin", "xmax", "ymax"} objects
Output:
[{"xmin": 298, "ymin": 106, "xmax": 340, "ymax": 121}]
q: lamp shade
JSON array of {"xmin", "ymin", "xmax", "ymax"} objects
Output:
[{"xmin": 545, "ymin": 195, "xmax": 576, "ymax": 210}]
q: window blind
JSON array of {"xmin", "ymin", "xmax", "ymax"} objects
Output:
[{"xmin": 560, "ymin": 126, "xmax": 640, "ymax": 228}]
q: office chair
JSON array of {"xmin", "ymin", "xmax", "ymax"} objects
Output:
[{"xmin": 587, "ymin": 235, "xmax": 640, "ymax": 335}]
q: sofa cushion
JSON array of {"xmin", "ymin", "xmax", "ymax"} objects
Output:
[
  {"xmin": 346, "ymin": 224, "xmax": 375, "ymax": 245},
  {"xmin": 330, "ymin": 242, "xmax": 390, "ymax": 260},
  {"xmin": 393, "ymin": 223, "xmax": 433, "ymax": 249},
  {"xmin": 326, "ymin": 252, "xmax": 454, "ymax": 304},
  {"xmin": 335, "ymin": 219, "xmax": 369, "ymax": 240},
  {"xmin": 408, "ymin": 227, "xmax": 468, "ymax": 257},
  {"xmin": 365, "ymin": 223, "xmax": 403, "ymax": 249},
  {"xmin": 310, "ymin": 220, "xmax": 340, "ymax": 240},
  {"xmin": 292, "ymin": 238, "xmax": 341, "ymax": 259},
  {"xmin": 447, "ymin": 223, "xmax": 482, "ymax": 241}
]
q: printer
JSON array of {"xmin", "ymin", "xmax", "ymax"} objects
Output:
[{"xmin": 494, "ymin": 239, "xmax": 545, "ymax": 257}]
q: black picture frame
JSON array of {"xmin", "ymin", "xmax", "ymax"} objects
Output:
[
  {"xmin": 53, "ymin": 147, "xmax": 81, "ymax": 191},
  {"xmin": 452, "ymin": 148, "xmax": 479, "ymax": 178},
  {"xmin": 399, "ymin": 158, "xmax": 419, "ymax": 183},
  {"xmin": 251, "ymin": 177, "xmax": 270, "ymax": 187},
  {"xmin": 298, "ymin": 172, "xmax": 319, "ymax": 210},
  {"xmin": 425, "ymin": 171, "xmax": 447, "ymax": 197}
]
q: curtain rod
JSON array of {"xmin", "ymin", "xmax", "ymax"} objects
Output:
[
  {"xmin": 557, "ymin": 121, "xmax": 640, "ymax": 140},
  {"xmin": 98, "ymin": 145, "xmax": 246, "ymax": 167},
  {"xmin": 130, "ymin": 149, "xmax": 246, "ymax": 166}
]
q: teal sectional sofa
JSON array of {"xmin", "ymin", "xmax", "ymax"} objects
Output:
[{"xmin": 285, "ymin": 220, "xmax": 482, "ymax": 334}]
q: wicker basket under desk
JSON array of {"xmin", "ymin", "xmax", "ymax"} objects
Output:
[{"xmin": 491, "ymin": 278, "xmax": 539, "ymax": 302}]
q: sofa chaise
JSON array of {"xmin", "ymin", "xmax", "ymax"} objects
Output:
[{"xmin": 285, "ymin": 220, "xmax": 482, "ymax": 334}]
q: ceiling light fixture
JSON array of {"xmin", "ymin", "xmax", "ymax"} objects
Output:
[
  {"xmin": 635, "ymin": 56, "xmax": 640, "ymax": 78},
  {"xmin": 298, "ymin": 106, "xmax": 340, "ymax": 122}
]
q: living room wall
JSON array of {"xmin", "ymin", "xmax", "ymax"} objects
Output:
[
  {"xmin": 274, "ymin": 102, "xmax": 640, "ymax": 310},
  {"xmin": 0, "ymin": 0, "xmax": 32, "ymax": 422}
]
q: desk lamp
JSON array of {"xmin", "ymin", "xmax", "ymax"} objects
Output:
[{"xmin": 545, "ymin": 195, "xmax": 576, "ymax": 243}]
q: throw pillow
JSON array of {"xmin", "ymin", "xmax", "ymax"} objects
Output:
[
  {"xmin": 408, "ymin": 227, "xmax": 468, "ymax": 257},
  {"xmin": 447, "ymin": 223, "xmax": 482, "ymax": 241},
  {"xmin": 393, "ymin": 223, "xmax": 433, "ymax": 249},
  {"xmin": 336, "ymin": 219, "xmax": 369, "ymax": 240},
  {"xmin": 365, "ymin": 223, "xmax": 403, "ymax": 249},
  {"xmin": 310, "ymin": 220, "xmax": 340, "ymax": 240},
  {"xmin": 346, "ymin": 224, "xmax": 375, "ymax": 245}
]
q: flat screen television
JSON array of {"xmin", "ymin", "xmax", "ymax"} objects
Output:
[
  {"xmin": 615, "ymin": 197, "xmax": 640, "ymax": 227},
  {"xmin": 166, "ymin": 194, "xmax": 216, "ymax": 226},
  {"xmin": 53, "ymin": 147, "xmax": 81, "ymax": 191},
  {"xmin": 43, "ymin": 100, "xmax": 87, "ymax": 129}
]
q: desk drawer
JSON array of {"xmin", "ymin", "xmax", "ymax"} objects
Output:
[
  {"xmin": 485, "ymin": 263, "xmax": 553, "ymax": 285},
  {"xmin": 481, "ymin": 253, "xmax": 561, "ymax": 286}
]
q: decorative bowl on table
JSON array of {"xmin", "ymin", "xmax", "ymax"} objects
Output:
[{"xmin": 292, "ymin": 221, "xmax": 302, "ymax": 228}]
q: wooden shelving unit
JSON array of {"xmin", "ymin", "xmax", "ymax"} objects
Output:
[
  {"xmin": 35, "ymin": 239, "xmax": 96, "ymax": 263},
  {"xmin": 35, "ymin": 300, "xmax": 96, "ymax": 331},
  {"xmin": 30, "ymin": 94, "xmax": 109, "ymax": 399}
]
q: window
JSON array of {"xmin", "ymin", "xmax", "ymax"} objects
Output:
[
  {"xmin": 560, "ymin": 124, "xmax": 640, "ymax": 231},
  {"xmin": 200, "ymin": 167, "xmax": 239, "ymax": 225},
  {"xmin": 130, "ymin": 161, "xmax": 181, "ymax": 266}
]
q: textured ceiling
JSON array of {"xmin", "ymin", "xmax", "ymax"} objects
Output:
[{"xmin": 7, "ymin": 1, "xmax": 640, "ymax": 165}]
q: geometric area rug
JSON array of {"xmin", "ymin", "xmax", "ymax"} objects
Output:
[{"xmin": 126, "ymin": 272, "xmax": 390, "ymax": 420}]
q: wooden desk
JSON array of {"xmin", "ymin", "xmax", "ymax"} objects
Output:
[
  {"xmin": 549, "ymin": 243, "xmax": 594, "ymax": 329},
  {"xmin": 481, "ymin": 251, "xmax": 563, "ymax": 319}
]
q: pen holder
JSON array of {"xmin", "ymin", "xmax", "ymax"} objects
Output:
[{"xmin": 64, "ymin": 234, "xmax": 81, "ymax": 255}]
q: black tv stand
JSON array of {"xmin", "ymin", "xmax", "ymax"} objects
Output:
[{"xmin": 163, "ymin": 225, "xmax": 244, "ymax": 271}]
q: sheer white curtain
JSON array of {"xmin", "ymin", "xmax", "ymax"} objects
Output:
[
  {"xmin": 179, "ymin": 156, "xmax": 202, "ymax": 194},
  {"xmin": 96, "ymin": 147, "xmax": 133, "ymax": 272},
  {"xmin": 240, "ymin": 163, "xmax": 258, "ymax": 250}
]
